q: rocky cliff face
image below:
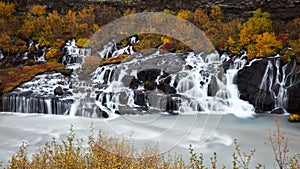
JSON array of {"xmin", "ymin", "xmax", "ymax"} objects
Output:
[
  {"xmin": 237, "ymin": 58, "xmax": 300, "ymax": 113},
  {"xmin": 6, "ymin": 0, "xmax": 300, "ymax": 21}
]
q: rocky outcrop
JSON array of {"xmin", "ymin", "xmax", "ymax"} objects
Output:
[
  {"xmin": 287, "ymin": 81, "xmax": 300, "ymax": 112},
  {"xmin": 237, "ymin": 58, "xmax": 300, "ymax": 113},
  {"xmin": 54, "ymin": 86, "xmax": 63, "ymax": 95},
  {"xmin": 237, "ymin": 59, "xmax": 270, "ymax": 110},
  {"xmin": 131, "ymin": 69, "xmax": 176, "ymax": 94}
]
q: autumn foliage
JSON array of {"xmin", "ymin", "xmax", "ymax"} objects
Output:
[{"xmin": 1, "ymin": 1, "xmax": 300, "ymax": 93}]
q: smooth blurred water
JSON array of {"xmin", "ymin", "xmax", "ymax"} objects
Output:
[{"xmin": 0, "ymin": 112, "xmax": 299, "ymax": 168}]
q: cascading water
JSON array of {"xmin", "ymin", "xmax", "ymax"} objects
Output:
[
  {"xmin": 1, "ymin": 38, "xmax": 255, "ymax": 118},
  {"xmin": 91, "ymin": 47, "xmax": 254, "ymax": 118},
  {"xmin": 0, "ymin": 50, "xmax": 4, "ymax": 60},
  {"xmin": 1, "ymin": 73, "xmax": 72, "ymax": 115},
  {"xmin": 257, "ymin": 56, "xmax": 297, "ymax": 110},
  {"xmin": 62, "ymin": 39, "xmax": 92, "ymax": 69}
]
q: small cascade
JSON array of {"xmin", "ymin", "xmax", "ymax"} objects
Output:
[
  {"xmin": 92, "ymin": 50, "xmax": 254, "ymax": 118},
  {"xmin": 62, "ymin": 39, "xmax": 92, "ymax": 68},
  {"xmin": 257, "ymin": 57, "xmax": 297, "ymax": 110},
  {"xmin": 1, "ymin": 39, "xmax": 256, "ymax": 118},
  {"xmin": 97, "ymin": 39, "xmax": 135, "ymax": 59},
  {"xmin": 0, "ymin": 50, "xmax": 4, "ymax": 60},
  {"xmin": 0, "ymin": 73, "xmax": 73, "ymax": 115},
  {"xmin": 34, "ymin": 46, "xmax": 48, "ymax": 63},
  {"xmin": 1, "ymin": 94, "xmax": 71, "ymax": 114}
]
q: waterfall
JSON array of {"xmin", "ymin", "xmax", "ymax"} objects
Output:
[
  {"xmin": 62, "ymin": 39, "xmax": 92, "ymax": 69},
  {"xmin": 0, "ymin": 50, "xmax": 4, "ymax": 60},
  {"xmin": 91, "ymin": 50, "xmax": 254, "ymax": 118},
  {"xmin": 1, "ymin": 94, "xmax": 71, "ymax": 114},
  {"xmin": 0, "ymin": 73, "xmax": 73, "ymax": 115},
  {"xmin": 257, "ymin": 56, "xmax": 297, "ymax": 109},
  {"xmin": 1, "ymin": 39, "xmax": 256, "ymax": 118}
]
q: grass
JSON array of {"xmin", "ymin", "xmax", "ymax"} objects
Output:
[
  {"xmin": 0, "ymin": 61, "xmax": 63, "ymax": 94},
  {"xmin": 4, "ymin": 119, "xmax": 300, "ymax": 169}
]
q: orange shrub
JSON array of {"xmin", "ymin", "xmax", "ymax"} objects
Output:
[
  {"xmin": 0, "ymin": 1, "xmax": 15, "ymax": 18},
  {"xmin": 177, "ymin": 10, "xmax": 193, "ymax": 21},
  {"xmin": 29, "ymin": 5, "xmax": 46, "ymax": 17}
]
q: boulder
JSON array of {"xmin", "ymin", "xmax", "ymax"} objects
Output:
[
  {"xmin": 271, "ymin": 107, "xmax": 286, "ymax": 114},
  {"xmin": 57, "ymin": 68, "xmax": 73, "ymax": 76},
  {"xmin": 144, "ymin": 81, "xmax": 157, "ymax": 91},
  {"xmin": 129, "ymin": 78, "xmax": 142, "ymax": 89},
  {"xmin": 166, "ymin": 95, "xmax": 180, "ymax": 115},
  {"xmin": 54, "ymin": 86, "xmax": 63, "ymax": 95},
  {"xmin": 137, "ymin": 69, "xmax": 168, "ymax": 82},
  {"xmin": 158, "ymin": 76, "xmax": 177, "ymax": 94},
  {"xmin": 287, "ymin": 82, "xmax": 300, "ymax": 113},
  {"xmin": 134, "ymin": 91, "xmax": 148, "ymax": 110}
]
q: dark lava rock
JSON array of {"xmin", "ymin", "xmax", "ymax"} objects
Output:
[
  {"xmin": 166, "ymin": 95, "xmax": 181, "ymax": 115},
  {"xmin": 237, "ymin": 58, "xmax": 300, "ymax": 112},
  {"xmin": 237, "ymin": 59, "xmax": 273, "ymax": 111},
  {"xmin": 102, "ymin": 111, "xmax": 109, "ymax": 118},
  {"xmin": 54, "ymin": 86, "xmax": 63, "ymax": 95},
  {"xmin": 158, "ymin": 76, "xmax": 177, "ymax": 94},
  {"xmin": 271, "ymin": 107, "xmax": 286, "ymax": 114},
  {"xmin": 144, "ymin": 81, "xmax": 157, "ymax": 91},
  {"xmin": 134, "ymin": 91, "xmax": 148, "ymax": 110},
  {"xmin": 137, "ymin": 69, "xmax": 168, "ymax": 82},
  {"xmin": 57, "ymin": 68, "xmax": 73, "ymax": 76},
  {"xmin": 287, "ymin": 82, "xmax": 300, "ymax": 113},
  {"xmin": 129, "ymin": 78, "xmax": 142, "ymax": 89}
]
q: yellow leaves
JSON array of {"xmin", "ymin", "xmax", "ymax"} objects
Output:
[
  {"xmin": 240, "ymin": 9, "xmax": 273, "ymax": 43},
  {"xmin": 163, "ymin": 9, "xmax": 176, "ymax": 15},
  {"xmin": 226, "ymin": 37, "xmax": 241, "ymax": 56},
  {"xmin": 254, "ymin": 32, "xmax": 283, "ymax": 57},
  {"xmin": 0, "ymin": 1, "xmax": 15, "ymax": 18},
  {"xmin": 237, "ymin": 9, "xmax": 283, "ymax": 59},
  {"xmin": 177, "ymin": 10, "xmax": 193, "ymax": 21},
  {"xmin": 193, "ymin": 8, "xmax": 209, "ymax": 30},
  {"xmin": 161, "ymin": 36, "xmax": 171, "ymax": 44},
  {"xmin": 76, "ymin": 38, "xmax": 88, "ymax": 47},
  {"xmin": 288, "ymin": 114, "xmax": 300, "ymax": 122},
  {"xmin": 123, "ymin": 8, "xmax": 136, "ymax": 16},
  {"xmin": 38, "ymin": 36, "xmax": 51, "ymax": 47},
  {"xmin": 45, "ymin": 47, "xmax": 62, "ymax": 60},
  {"xmin": 210, "ymin": 5, "xmax": 222, "ymax": 22},
  {"xmin": 29, "ymin": 5, "xmax": 46, "ymax": 17}
]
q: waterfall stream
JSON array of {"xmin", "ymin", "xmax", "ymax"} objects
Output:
[{"xmin": 0, "ymin": 39, "xmax": 255, "ymax": 118}]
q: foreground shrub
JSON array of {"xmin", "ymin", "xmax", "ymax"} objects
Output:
[{"xmin": 5, "ymin": 118, "xmax": 300, "ymax": 169}]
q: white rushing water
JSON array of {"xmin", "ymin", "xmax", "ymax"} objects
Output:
[{"xmin": 1, "ymin": 39, "xmax": 255, "ymax": 118}]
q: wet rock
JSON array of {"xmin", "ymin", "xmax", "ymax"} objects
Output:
[
  {"xmin": 166, "ymin": 95, "xmax": 180, "ymax": 115},
  {"xmin": 54, "ymin": 86, "xmax": 63, "ymax": 95},
  {"xmin": 208, "ymin": 76, "xmax": 219, "ymax": 96},
  {"xmin": 287, "ymin": 81, "xmax": 300, "ymax": 113},
  {"xmin": 237, "ymin": 59, "xmax": 271, "ymax": 110},
  {"xmin": 137, "ymin": 69, "xmax": 168, "ymax": 82},
  {"xmin": 134, "ymin": 91, "xmax": 148, "ymax": 110},
  {"xmin": 144, "ymin": 81, "xmax": 157, "ymax": 91},
  {"xmin": 238, "ymin": 58, "xmax": 300, "ymax": 112},
  {"xmin": 158, "ymin": 76, "xmax": 177, "ymax": 94},
  {"xmin": 102, "ymin": 111, "xmax": 109, "ymax": 118},
  {"xmin": 129, "ymin": 78, "xmax": 142, "ymax": 89},
  {"xmin": 271, "ymin": 107, "xmax": 286, "ymax": 114},
  {"xmin": 57, "ymin": 68, "xmax": 73, "ymax": 76}
]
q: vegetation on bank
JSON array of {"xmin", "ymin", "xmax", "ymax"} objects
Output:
[
  {"xmin": 0, "ymin": 1, "xmax": 300, "ymax": 93},
  {"xmin": 3, "ymin": 119, "xmax": 300, "ymax": 168}
]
